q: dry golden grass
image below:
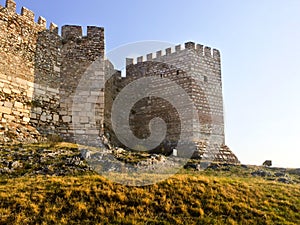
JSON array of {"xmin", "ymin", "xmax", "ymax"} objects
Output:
[
  {"xmin": 0, "ymin": 173, "xmax": 299, "ymax": 225},
  {"xmin": 0, "ymin": 142, "xmax": 299, "ymax": 224}
]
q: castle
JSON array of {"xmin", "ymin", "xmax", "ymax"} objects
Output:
[{"xmin": 0, "ymin": 0, "xmax": 239, "ymax": 163}]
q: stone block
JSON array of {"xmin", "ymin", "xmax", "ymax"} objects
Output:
[
  {"xmin": 75, "ymin": 130, "xmax": 86, "ymax": 135},
  {"xmin": 14, "ymin": 101, "xmax": 23, "ymax": 109},
  {"xmin": 23, "ymin": 117, "xmax": 30, "ymax": 123},
  {"xmin": 16, "ymin": 78, "xmax": 28, "ymax": 87},
  {"xmin": 27, "ymin": 90, "xmax": 34, "ymax": 98},
  {"xmin": 62, "ymin": 116, "xmax": 71, "ymax": 123},
  {"xmin": 40, "ymin": 114, "xmax": 47, "ymax": 122},
  {"xmin": 3, "ymin": 88, "xmax": 11, "ymax": 94},
  {"xmin": 4, "ymin": 114, "xmax": 14, "ymax": 121},
  {"xmin": 11, "ymin": 88, "xmax": 20, "ymax": 94},
  {"xmin": 35, "ymin": 107, "xmax": 42, "ymax": 114},
  {"xmin": 31, "ymin": 113, "xmax": 37, "ymax": 119},
  {"xmin": 86, "ymin": 129, "xmax": 99, "ymax": 135},
  {"xmin": 43, "ymin": 97, "xmax": 50, "ymax": 102},
  {"xmin": 27, "ymin": 81, "xmax": 35, "ymax": 88},
  {"xmin": 12, "ymin": 110, "xmax": 20, "ymax": 116},
  {"xmin": 87, "ymin": 96, "xmax": 98, "ymax": 103},
  {"xmin": 47, "ymin": 86, "xmax": 59, "ymax": 94},
  {"xmin": 79, "ymin": 91, "xmax": 90, "ymax": 96},
  {"xmin": 22, "ymin": 109, "xmax": 30, "ymax": 114},
  {"xmin": 0, "ymin": 106, "xmax": 12, "ymax": 114},
  {"xmin": 80, "ymin": 117, "xmax": 89, "ymax": 124},
  {"xmin": 53, "ymin": 114, "xmax": 59, "ymax": 122},
  {"xmin": 4, "ymin": 102, "xmax": 13, "ymax": 108},
  {"xmin": 0, "ymin": 73, "xmax": 7, "ymax": 80},
  {"xmin": 60, "ymin": 111, "xmax": 68, "ymax": 116}
]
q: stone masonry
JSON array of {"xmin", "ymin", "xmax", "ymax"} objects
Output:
[
  {"xmin": 105, "ymin": 43, "xmax": 239, "ymax": 162},
  {"xmin": 0, "ymin": 0, "xmax": 105, "ymax": 143},
  {"xmin": 0, "ymin": 0, "xmax": 239, "ymax": 163}
]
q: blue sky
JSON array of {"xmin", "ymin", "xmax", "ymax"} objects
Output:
[{"xmin": 6, "ymin": 0, "xmax": 300, "ymax": 167}]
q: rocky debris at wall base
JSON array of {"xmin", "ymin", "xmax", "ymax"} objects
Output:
[{"xmin": 0, "ymin": 122, "xmax": 45, "ymax": 145}]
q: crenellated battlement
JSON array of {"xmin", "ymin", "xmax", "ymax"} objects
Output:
[
  {"xmin": 126, "ymin": 41, "xmax": 221, "ymax": 65},
  {"xmin": 1, "ymin": 0, "xmax": 104, "ymax": 40},
  {"xmin": 61, "ymin": 25, "xmax": 83, "ymax": 40},
  {"xmin": 0, "ymin": 0, "xmax": 59, "ymax": 33},
  {"xmin": 87, "ymin": 26, "xmax": 105, "ymax": 39},
  {"xmin": 5, "ymin": 0, "xmax": 15, "ymax": 12},
  {"xmin": 61, "ymin": 25, "xmax": 104, "ymax": 41},
  {"xmin": 21, "ymin": 7, "xmax": 34, "ymax": 21}
]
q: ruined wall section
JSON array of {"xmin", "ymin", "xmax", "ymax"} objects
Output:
[
  {"xmin": 105, "ymin": 42, "xmax": 227, "ymax": 157},
  {"xmin": 31, "ymin": 28, "xmax": 62, "ymax": 134},
  {"xmin": 59, "ymin": 25, "xmax": 105, "ymax": 142},
  {"xmin": 0, "ymin": 0, "xmax": 62, "ymax": 138}
]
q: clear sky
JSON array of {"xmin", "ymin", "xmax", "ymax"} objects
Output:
[{"xmin": 6, "ymin": 0, "xmax": 300, "ymax": 168}]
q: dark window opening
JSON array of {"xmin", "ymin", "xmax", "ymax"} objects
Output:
[{"xmin": 204, "ymin": 76, "xmax": 208, "ymax": 82}]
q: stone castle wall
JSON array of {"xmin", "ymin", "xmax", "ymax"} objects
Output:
[
  {"xmin": 0, "ymin": 0, "xmax": 239, "ymax": 162},
  {"xmin": 0, "ymin": 0, "xmax": 61, "ymax": 136},
  {"xmin": 105, "ymin": 42, "xmax": 226, "ymax": 157},
  {"xmin": 59, "ymin": 25, "xmax": 105, "ymax": 142},
  {"xmin": 0, "ymin": 0, "xmax": 105, "ymax": 142}
]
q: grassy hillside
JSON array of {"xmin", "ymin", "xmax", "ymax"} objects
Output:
[{"xmin": 0, "ymin": 143, "xmax": 299, "ymax": 224}]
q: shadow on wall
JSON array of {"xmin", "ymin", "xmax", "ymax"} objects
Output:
[
  {"xmin": 31, "ymin": 25, "xmax": 106, "ymax": 143},
  {"xmin": 31, "ymin": 29, "xmax": 62, "ymax": 138}
]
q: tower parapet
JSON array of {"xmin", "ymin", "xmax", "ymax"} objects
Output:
[
  {"xmin": 21, "ymin": 7, "xmax": 35, "ymax": 21},
  {"xmin": 87, "ymin": 26, "xmax": 104, "ymax": 40},
  {"xmin": 1, "ymin": 0, "xmax": 60, "ymax": 33},
  {"xmin": 59, "ymin": 24, "xmax": 105, "ymax": 141},
  {"xmin": 61, "ymin": 25, "xmax": 104, "ymax": 41},
  {"xmin": 62, "ymin": 25, "xmax": 83, "ymax": 40},
  {"xmin": 5, "ymin": 0, "xmax": 16, "ymax": 13},
  {"xmin": 126, "ymin": 41, "xmax": 221, "ymax": 65}
]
